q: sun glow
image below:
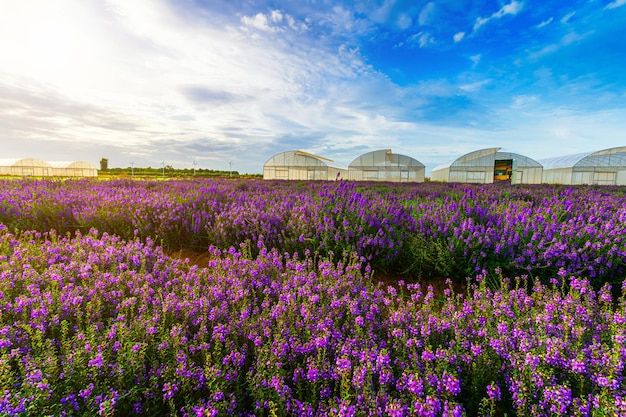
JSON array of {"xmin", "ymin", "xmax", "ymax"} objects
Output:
[{"xmin": 0, "ymin": 1, "xmax": 112, "ymax": 93}]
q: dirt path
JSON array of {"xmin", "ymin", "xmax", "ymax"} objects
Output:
[{"xmin": 166, "ymin": 248, "xmax": 467, "ymax": 299}]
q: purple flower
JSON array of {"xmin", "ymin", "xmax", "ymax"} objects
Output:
[
  {"xmin": 307, "ymin": 367, "xmax": 319, "ymax": 382},
  {"xmin": 162, "ymin": 382, "xmax": 178, "ymax": 400},
  {"xmin": 487, "ymin": 383, "xmax": 501, "ymax": 401}
]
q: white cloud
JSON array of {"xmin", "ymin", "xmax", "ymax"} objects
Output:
[
  {"xmin": 322, "ymin": 5, "xmax": 371, "ymax": 35},
  {"xmin": 240, "ymin": 9, "xmax": 307, "ymax": 33},
  {"xmin": 453, "ymin": 32, "xmax": 465, "ymax": 43},
  {"xmin": 469, "ymin": 54, "xmax": 481, "ymax": 67},
  {"xmin": 510, "ymin": 94, "xmax": 539, "ymax": 109},
  {"xmin": 241, "ymin": 12, "xmax": 282, "ymax": 32},
  {"xmin": 473, "ymin": 17, "xmax": 489, "ymax": 32},
  {"xmin": 423, "ymin": 34, "xmax": 435, "ymax": 47},
  {"xmin": 417, "ymin": 32, "xmax": 435, "ymax": 48},
  {"xmin": 526, "ymin": 30, "xmax": 592, "ymax": 61},
  {"xmin": 536, "ymin": 17, "xmax": 553, "ymax": 29},
  {"xmin": 396, "ymin": 13, "xmax": 412, "ymax": 30},
  {"xmin": 369, "ymin": 0, "xmax": 396, "ymax": 25},
  {"xmin": 560, "ymin": 11, "xmax": 576, "ymax": 24},
  {"xmin": 270, "ymin": 10, "xmax": 283, "ymax": 23},
  {"xmin": 418, "ymin": 2, "xmax": 436, "ymax": 26},
  {"xmin": 527, "ymin": 44, "xmax": 559, "ymax": 61},
  {"xmin": 473, "ymin": 0, "xmax": 524, "ymax": 32},
  {"xmin": 0, "ymin": 0, "xmax": 123, "ymax": 96},
  {"xmin": 459, "ymin": 79, "xmax": 490, "ymax": 92},
  {"xmin": 605, "ymin": 0, "xmax": 626, "ymax": 9},
  {"xmin": 561, "ymin": 31, "xmax": 589, "ymax": 45},
  {"xmin": 401, "ymin": 32, "xmax": 436, "ymax": 48},
  {"xmin": 502, "ymin": 2, "xmax": 524, "ymax": 15},
  {"xmin": 0, "ymin": 0, "xmax": 416, "ymax": 172}
]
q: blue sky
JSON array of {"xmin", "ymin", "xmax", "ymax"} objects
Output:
[{"xmin": 1, "ymin": 0, "xmax": 625, "ymax": 175}]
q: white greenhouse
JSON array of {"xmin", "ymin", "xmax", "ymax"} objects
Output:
[
  {"xmin": 0, "ymin": 158, "xmax": 98, "ymax": 177},
  {"xmin": 263, "ymin": 150, "xmax": 348, "ymax": 180},
  {"xmin": 430, "ymin": 147, "xmax": 543, "ymax": 184},
  {"xmin": 49, "ymin": 161, "xmax": 98, "ymax": 177},
  {"xmin": 0, "ymin": 158, "xmax": 53, "ymax": 176},
  {"xmin": 348, "ymin": 149, "xmax": 425, "ymax": 182},
  {"xmin": 538, "ymin": 146, "xmax": 626, "ymax": 185}
]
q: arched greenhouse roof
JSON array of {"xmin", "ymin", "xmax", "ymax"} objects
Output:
[
  {"xmin": 0, "ymin": 158, "xmax": 52, "ymax": 167},
  {"xmin": 538, "ymin": 146, "xmax": 626, "ymax": 169},
  {"xmin": 453, "ymin": 147, "xmax": 501, "ymax": 166},
  {"xmin": 431, "ymin": 148, "xmax": 501, "ymax": 171},
  {"xmin": 431, "ymin": 160, "xmax": 453, "ymax": 172},
  {"xmin": 264, "ymin": 150, "xmax": 348, "ymax": 171},
  {"xmin": 433, "ymin": 147, "xmax": 542, "ymax": 169},
  {"xmin": 492, "ymin": 151, "xmax": 542, "ymax": 168},
  {"xmin": 0, "ymin": 159, "xmax": 22, "ymax": 166},
  {"xmin": 48, "ymin": 161, "xmax": 98, "ymax": 169},
  {"xmin": 349, "ymin": 149, "xmax": 425, "ymax": 168}
]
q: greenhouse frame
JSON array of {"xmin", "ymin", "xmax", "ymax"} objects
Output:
[
  {"xmin": 430, "ymin": 147, "xmax": 543, "ymax": 184},
  {"xmin": 0, "ymin": 158, "xmax": 98, "ymax": 177},
  {"xmin": 0, "ymin": 158, "xmax": 53, "ymax": 177},
  {"xmin": 48, "ymin": 161, "xmax": 98, "ymax": 177},
  {"xmin": 538, "ymin": 146, "xmax": 626, "ymax": 185},
  {"xmin": 348, "ymin": 149, "xmax": 425, "ymax": 182},
  {"xmin": 263, "ymin": 150, "xmax": 348, "ymax": 180}
]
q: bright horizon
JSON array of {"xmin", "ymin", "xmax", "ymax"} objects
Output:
[{"xmin": 1, "ymin": 0, "xmax": 625, "ymax": 175}]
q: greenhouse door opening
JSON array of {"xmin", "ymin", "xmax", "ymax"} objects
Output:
[{"xmin": 494, "ymin": 159, "xmax": 513, "ymax": 182}]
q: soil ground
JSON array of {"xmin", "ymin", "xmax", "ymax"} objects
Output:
[{"xmin": 167, "ymin": 247, "xmax": 467, "ymax": 300}]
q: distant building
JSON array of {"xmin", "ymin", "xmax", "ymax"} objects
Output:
[
  {"xmin": 430, "ymin": 147, "xmax": 543, "ymax": 184},
  {"xmin": 348, "ymin": 149, "xmax": 425, "ymax": 182},
  {"xmin": 538, "ymin": 146, "xmax": 626, "ymax": 185},
  {"xmin": 263, "ymin": 150, "xmax": 348, "ymax": 180}
]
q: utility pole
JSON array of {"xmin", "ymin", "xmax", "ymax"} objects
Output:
[{"xmin": 229, "ymin": 161, "xmax": 233, "ymax": 177}]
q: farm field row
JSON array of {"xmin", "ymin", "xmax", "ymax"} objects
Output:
[
  {"xmin": 0, "ymin": 178, "xmax": 625, "ymax": 415},
  {"xmin": 1, "ymin": 178, "xmax": 625, "ymax": 289}
]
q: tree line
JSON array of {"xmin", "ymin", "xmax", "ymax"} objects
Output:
[{"xmin": 99, "ymin": 158, "xmax": 261, "ymax": 178}]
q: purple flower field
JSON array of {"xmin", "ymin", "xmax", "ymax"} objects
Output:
[{"xmin": 0, "ymin": 178, "xmax": 625, "ymax": 416}]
